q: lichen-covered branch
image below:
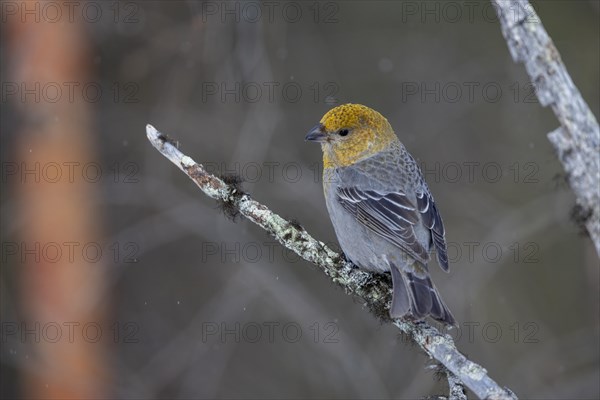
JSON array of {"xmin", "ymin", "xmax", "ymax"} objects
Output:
[
  {"xmin": 146, "ymin": 124, "xmax": 517, "ymax": 400},
  {"xmin": 447, "ymin": 371, "xmax": 468, "ymax": 400},
  {"xmin": 492, "ymin": 0, "xmax": 600, "ymax": 256}
]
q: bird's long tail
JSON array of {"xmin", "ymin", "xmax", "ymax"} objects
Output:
[{"xmin": 389, "ymin": 264, "xmax": 456, "ymax": 326}]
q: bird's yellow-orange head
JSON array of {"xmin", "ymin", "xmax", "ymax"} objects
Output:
[{"xmin": 306, "ymin": 104, "xmax": 397, "ymax": 169}]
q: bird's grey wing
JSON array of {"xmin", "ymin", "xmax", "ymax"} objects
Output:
[
  {"xmin": 415, "ymin": 190, "xmax": 449, "ymax": 271},
  {"xmin": 336, "ymin": 187, "xmax": 430, "ymax": 264}
]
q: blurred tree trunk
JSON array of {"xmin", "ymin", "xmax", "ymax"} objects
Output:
[{"xmin": 5, "ymin": 3, "xmax": 109, "ymax": 398}]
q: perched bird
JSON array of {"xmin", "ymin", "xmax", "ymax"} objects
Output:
[{"xmin": 306, "ymin": 104, "xmax": 455, "ymax": 325}]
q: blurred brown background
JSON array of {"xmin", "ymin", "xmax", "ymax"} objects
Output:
[{"xmin": 1, "ymin": 1, "xmax": 598, "ymax": 399}]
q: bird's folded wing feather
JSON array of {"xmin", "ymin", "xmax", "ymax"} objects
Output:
[
  {"xmin": 337, "ymin": 187, "xmax": 449, "ymax": 271},
  {"xmin": 415, "ymin": 191, "xmax": 449, "ymax": 271}
]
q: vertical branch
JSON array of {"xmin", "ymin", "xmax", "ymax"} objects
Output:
[{"xmin": 492, "ymin": 0, "xmax": 600, "ymax": 256}]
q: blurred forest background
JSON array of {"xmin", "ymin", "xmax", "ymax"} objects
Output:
[{"xmin": 1, "ymin": 1, "xmax": 599, "ymax": 399}]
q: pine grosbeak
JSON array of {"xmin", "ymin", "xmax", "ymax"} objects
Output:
[{"xmin": 306, "ymin": 104, "xmax": 455, "ymax": 325}]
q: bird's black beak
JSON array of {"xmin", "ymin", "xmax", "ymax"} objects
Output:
[{"xmin": 305, "ymin": 123, "xmax": 327, "ymax": 143}]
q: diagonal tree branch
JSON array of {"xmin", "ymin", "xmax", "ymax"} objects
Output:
[
  {"xmin": 492, "ymin": 0, "xmax": 600, "ymax": 256},
  {"xmin": 145, "ymin": 124, "xmax": 517, "ymax": 400}
]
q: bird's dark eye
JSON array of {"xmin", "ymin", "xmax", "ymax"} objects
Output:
[{"xmin": 338, "ymin": 129, "xmax": 349, "ymax": 137}]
